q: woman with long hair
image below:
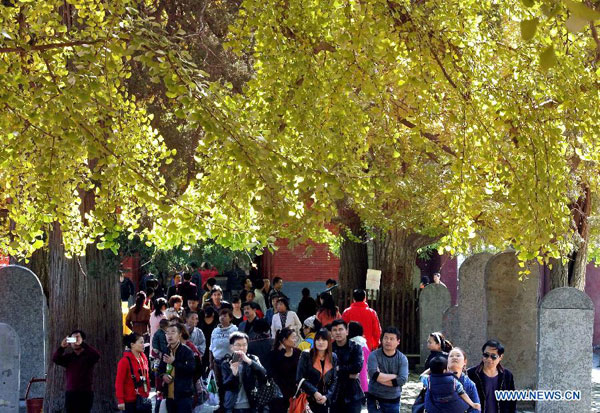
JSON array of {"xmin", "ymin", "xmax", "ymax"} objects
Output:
[
  {"xmin": 126, "ymin": 292, "xmax": 151, "ymax": 337},
  {"xmin": 115, "ymin": 333, "xmax": 150, "ymax": 412},
  {"xmin": 316, "ymin": 293, "xmax": 341, "ymax": 329},
  {"xmin": 296, "ymin": 329, "xmax": 338, "ymax": 413},
  {"xmin": 269, "ymin": 327, "xmax": 301, "ymax": 411},
  {"xmin": 150, "ymin": 297, "xmax": 168, "ymax": 347}
]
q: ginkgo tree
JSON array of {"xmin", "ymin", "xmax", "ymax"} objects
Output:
[{"xmin": 2, "ymin": 0, "xmax": 600, "ymax": 408}]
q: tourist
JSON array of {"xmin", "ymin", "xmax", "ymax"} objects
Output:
[
  {"xmin": 158, "ymin": 323, "xmax": 196, "ymax": 412},
  {"xmin": 253, "ymin": 279, "xmax": 267, "ymax": 313},
  {"xmin": 342, "ymin": 289, "xmax": 382, "ymax": 350},
  {"xmin": 199, "ymin": 306, "xmax": 218, "ymax": 376},
  {"xmin": 240, "ymin": 277, "xmax": 254, "ymax": 303},
  {"xmin": 447, "ymin": 347, "xmax": 481, "ymax": 412},
  {"xmin": 120, "ymin": 272, "xmax": 135, "ymax": 305},
  {"xmin": 270, "ymin": 297, "xmax": 302, "ymax": 342},
  {"xmin": 298, "ymin": 315, "xmax": 321, "ymax": 351},
  {"xmin": 224, "ymin": 259, "xmax": 245, "ymax": 298},
  {"xmin": 210, "ymin": 308, "xmax": 239, "ymax": 410},
  {"xmin": 185, "ymin": 311, "xmax": 206, "ymax": 357},
  {"xmin": 52, "ymin": 330, "xmax": 101, "ymax": 413},
  {"xmin": 366, "ymin": 327, "xmax": 408, "ymax": 413},
  {"xmin": 177, "ymin": 272, "xmax": 198, "ymax": 308},
  {"xmin": 189, "ymin": 262, "xmax": 202, "ymax": 294},
  {"xmin": 144, "ymin": 287, "xmax": 155, "ymax": 311},
  {"xmin": 264, "ymin": 293, "xmax": 280, "ymax": 325},
  {"xmin": 115, "ymin": 333, "xmax": 150, "ymax": 412},
  {"xmin": 185, "ymin": 295, "xmax": 201, "ymax": 316},
  {"xmin": 269, "ymin": 276, "xmax": 288, "ymax": 302},
  {"xmin": 296, "ymin": 328, "xmax": 338, "ymax": 413},
  {"xmin": 221, "ymin": 331, "xmax": 268, "ymax": 412},
  {"xmin": 239, "ymin": 301, "xmax": 261, "ymax": 340},
  {"xmin": 348, "ymin": 321, "xmax": 370, "ymax": 394},
  {"xmin": 165, "ymin": 295, "xmax": 184, "ymax": 320},
  {"xmin": 432, "ymin": 272, "xmax": 447, "ymax": 287},
  {"xmin": 419, "ymin": 275, "xmax": 431, "ymax": 289},
  {"xmin": 425, "ymin": 332, "xmax": 453, "ymax": 369},
  {"xmin": 316, "ymin": 292, "xmax": 341, "ymax": 329},
  {"xmin": 261, "ymin": 278, "xmax": 272, "ymax": 308},
  {"xmin": 207, "ymin": 286, "xmax": 233, "ymax": 313},
  {"xmin": 330, "ymin": 319, "xmax": 364, "ymax": 413},
  {"xmin": 152, "ymin": 319, "xmax": 170, "ymax": 359},
  {"xmin": 125, "ymin": 292, "xmax": 151, "ymax": 338},
  {"xmin": 467, "ymin": 340, "xmax": 516, "ymax": 413},
  {"xmin": 268, "ymin": 327, "xmax": 301, "ymax": 411},
  {"xmin": 247, "ymin": 318, "xmax": 273, "ymax": 367},
  {"xmin": 167, "ymin": 273, "xmax": 183, "ymax": 299},
  {"xmin": 231, "ymin": 295, "xmax": 244, "ymax": 326},
  {"xmin": 201, "ymin": 277, "xmax": 217, "ymax": 304},
  {"xmin": 296, "ymin": 287, "xmax": 318, "ymax": 323},
  {"xmin": 423, "ymin": 355, "xmax": 480, "ymax": 413},
  {"xmin": 150, "ymin": 297, "xmax": 168, "ymax": 347}
]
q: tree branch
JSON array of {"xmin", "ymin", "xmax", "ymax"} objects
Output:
[{"xmin": 0, "ymin": 39, "xmax": 104, "ymax": 54}]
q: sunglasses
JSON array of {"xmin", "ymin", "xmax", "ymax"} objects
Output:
[{"xmin": 482, "ymin": 352, "xmax": 499, "ymax": 360}]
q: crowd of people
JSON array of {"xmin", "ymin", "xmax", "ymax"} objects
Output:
[{"xmin": 53, "ymin": 268, "xmax": 517, "ymax": 413}]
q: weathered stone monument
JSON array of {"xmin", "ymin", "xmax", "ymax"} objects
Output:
[
  {"xmin": 536, "ymin": 287, "xmax": 594, "ymax": 412},
  {"xmin": 441, "ymin": 305, "xmax": 458, "ymax": 343},
  {"xmin": 485, "ymin": 251, "xmax": 539, "ymax": 390},
  {"xmin": 419, "ymin": 283, "xmax": 450, "ymax": 366},
  {"xmin": 0, "ymin": 266, "xmax": 47, "ymax": 398},
  {"xmin": 456, "ymin": 252, "xmax": 492, "ymax": 363},
  {"xmin": 0, "ymin": 323, "xmax": 20, "ymax": 413}
]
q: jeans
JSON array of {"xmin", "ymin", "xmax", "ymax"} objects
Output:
[
  {"xmin": 124, "ymin": 402, "xmax": 138, "ymax": 413},
  {"xmin": 65, "ymin": 391, "xmax": 93, "ymax": 413},
  {"xmin": 166, "ymin": 397, "xmax": 193, "ymax": 413},
  {"xmin": 366, "ymin": 395, "xmax": 400, "ymax": 413}
]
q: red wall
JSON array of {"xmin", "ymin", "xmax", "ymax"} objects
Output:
[
  {"xmin": 261, "ymin": 239, "xmax": 340, "ymax": 282},
  {"xmin": 121, "ymin": 254, "xmax": 141, "ymax": 290}
]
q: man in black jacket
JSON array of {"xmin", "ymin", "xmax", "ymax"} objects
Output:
[
  {"xmin": 331, "ymin": 319, "xmax": 364, "ymax": 413},
  {"xmin": 467, "ymin": 339, "xmax": 517, "ymax": 413},
  {"xmin": 158, "ymin": 323, "xmax": 196, "ymax": 413}
]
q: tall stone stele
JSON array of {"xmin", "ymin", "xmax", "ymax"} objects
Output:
[
  {"xmin": 485, "ymin": 251, "xmax": 539, "ymax": 390},
  {"xmin": 0, "ymin": 266, "xmax": 48, "ymax": 398},
  {"xmin": 0, "ymin": 322, "xmax": 20, "ymax": 413},
  {"xmin": 536, "ymin": 287, "xmax": 594, "ymax": 413},
  {"xmin": 419, "ymin": 283, "xmax": 450, "ymax": 367}
]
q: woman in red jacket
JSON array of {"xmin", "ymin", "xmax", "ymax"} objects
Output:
[{"xmin": 116, "ymin": 332, "xmax": 150, "ymax": 411}]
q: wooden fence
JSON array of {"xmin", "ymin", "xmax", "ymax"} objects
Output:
[{"xmin": 338, "ymin": 287, "xmax": 419, "ymax": 354}]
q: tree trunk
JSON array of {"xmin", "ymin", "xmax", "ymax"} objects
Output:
[
  {"xmin": 372, "ymin": 227, "xmax": 434, "ymax": 289},
  {"xmin": 45, "ymin": 226, "xmax": 122, "ymax": 412},
  {"xmin": 548, "ymin": 185, "xmax": 590, "ymax": 291},
  {"xmin": 337, "ymin": 206, "xmax": 368, "ymax": 290}
]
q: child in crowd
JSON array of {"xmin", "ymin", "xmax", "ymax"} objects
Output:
[
  {"xmin": 425, "ymin": 331, "xmax": 453, "ymax": 369},
  {"xmin": 151, "ymin": 318, "xmax": 169, "ymax": 359},
  {"xmin": 424, "ymin": 355, "xmax": 481, "ymax": 413}
]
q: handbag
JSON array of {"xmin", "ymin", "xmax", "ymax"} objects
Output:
[
  {"xmin": 288, "ymin": 378, "xmax": 312, "ymax": 413},
  {"xmin": 126, "ymin": 356, "xmax": 152, "ymax": 413},
  {"xmin": 411, "ymin": 386, "xmax": 426, "ymax": 413},
  {"xmin": 250, "ymin": 377, "xmax": 283, "ymax": 406},
  {"xmin": 205, "ymin": 370, "xmax": 220, "ymax": 406}
]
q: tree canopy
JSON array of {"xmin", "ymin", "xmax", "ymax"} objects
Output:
[{"xmin": 2, "ymin": 0, "xmax": 600, "ymax": 269}]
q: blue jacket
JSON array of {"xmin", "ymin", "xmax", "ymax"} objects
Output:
[{"xmin": 424, "ymin": 373, "xmax": 465, "ymax": 413}]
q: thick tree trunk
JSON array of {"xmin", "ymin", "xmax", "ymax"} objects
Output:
[
  {"xmin": 45, "ymin": 226, "xmax": 122, "ymax": 412},
  {"xmin": 337, "ymin": 206, "xmax": 368, "ymax": 290},
  {"xmin": 372, "ymin": 227, "xmax": 434, "ymax": 289}
]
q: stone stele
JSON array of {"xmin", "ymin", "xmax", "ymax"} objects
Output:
[{"xmin": 536, "ymin": 287, "xmax": 594, "ymax": 413}]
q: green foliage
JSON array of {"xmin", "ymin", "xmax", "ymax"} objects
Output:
[{"xmin": 2, "ymin": 0, "xmax": 600, "ymax": 273}]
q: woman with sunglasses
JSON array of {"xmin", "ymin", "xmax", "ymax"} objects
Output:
[{"xmin": 467, "ymin": 340, "xmax": 516, "ymax": 413}]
